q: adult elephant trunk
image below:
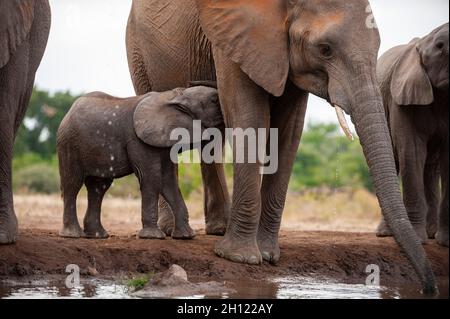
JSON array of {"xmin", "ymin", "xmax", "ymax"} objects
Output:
[{"xmin": 349, "ymin": 84, "xmax": 437, "ymax": 295}]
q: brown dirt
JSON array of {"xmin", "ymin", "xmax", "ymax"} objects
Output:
[
  {"xmin": 0, "ymin": 228, "xmax": 447, "ymax": 289},
  {"xmin": 1, "ymin": 194, "xmax": 448, "ymax": 292}
]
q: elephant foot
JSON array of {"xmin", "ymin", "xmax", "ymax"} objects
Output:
[
  {"xmin": 83, "ymin": 225, "xmax": 109, "ymax": 239},
  {"xmin": 138, "ymin": 227, "xmax": 166, "ymax": 240},
  {"xmin": 0, "ymin": 211, "xmax": 18, "ymax": 245},
  {"xmin": 205, "ymin": 221, "xmax": 227, "ymax": 236},
  {"xmin": 257, "ymin": 236, "xmax": 280, "ymax": 265},
  {"xmin": 436, "ymin": 230, "xmax": 449, "ymax": 247},
  {"xmin": 375, "ymin": 218, "xmax": 392, "ymax": 237},
  {"xmin": 172, "ymin": 224, "xmax": 195, "ymax": 240},
  {"xmin": 426, "ymin": 223, "xmax": 438, "ymax": 239},
  {"xmin": 214, "ymin": 235, "xmax": 262, "ymax": 265},
  {"xmin": 59, "ymin": 224, "xmax": 85, "ymax": 238}
]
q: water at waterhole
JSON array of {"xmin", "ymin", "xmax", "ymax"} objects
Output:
[{"xmin": 0, "ymin": 276, "xmax": 447, "ymax": 299}]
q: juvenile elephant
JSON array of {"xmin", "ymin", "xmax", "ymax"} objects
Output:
[
  {"xmin": 126, "ymin": 0, "xmax": 438, "ymax": 293},
  {"xmin": 376, "ymin": 23, "xmax": 449, "ymax": 247},
  {"xmin": 57, "ymin": 86, "xmax": 223, "ymax": 240},
  {"xmin": 0, "ymin": 1, "xmax": 51, "ymax": 244}
]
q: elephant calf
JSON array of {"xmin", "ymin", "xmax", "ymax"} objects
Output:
[
  {"xmin": 376, "ymin": 23, "xmax": 449, "ymax": 246},
  {"xmin": 57, "ymin": 86, "xmax": 223, "ymax": 240}
]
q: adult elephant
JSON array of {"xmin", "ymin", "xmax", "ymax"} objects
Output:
[
  {"xmin": 376, "ymin": 23, "xmax": 449, "ymax": 247},
  {"xmin": 0, "ymin": 1, "xmax": 51, "ymax": 244},
  {"xmin": 126, "ymin": 0, "xmax": 437, "ymax": 293}
]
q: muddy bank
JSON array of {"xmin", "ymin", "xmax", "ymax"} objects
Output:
[{"xmin": 0, "ymin": 229, "xmax": 447, "ymax": 289}]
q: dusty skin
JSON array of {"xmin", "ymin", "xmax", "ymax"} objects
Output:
[{"xmin": 0, "ymin": 194, "xmax": 447, "ymax": 290}]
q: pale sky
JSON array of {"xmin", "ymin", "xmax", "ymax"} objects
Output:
[{"xmin": 35, "ymin": 0, "xmax": 449, "ymax": 126}]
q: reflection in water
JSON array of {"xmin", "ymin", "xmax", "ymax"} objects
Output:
[
  {"xmin": 0, "ymin": 279, "xmax": 131, "ymax": 299},
  {"xmin": 0, "ymin": 276, "xmax": 448, "ymax": 299}
]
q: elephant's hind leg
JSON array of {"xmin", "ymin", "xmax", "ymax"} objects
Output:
[
  {"xmin": 201, "ymin": 159, "xmax": 230, "ymax": 236},
  {"xmin": 161, "ymin": 161, "xmax": 195, "ymax": 240},
  {"xmin": 58, "ymin": 154, "xmax": 84, "ymax": 238},
  {"xmin": 83, "ymin": 177, "xmax": 112, "ymax": 239}
]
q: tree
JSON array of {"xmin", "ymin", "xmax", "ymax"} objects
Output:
[
  {"xmin": 290, "ymin": 122, "xmax": 373, "ymax": 191},
  {"xmin": 14, "ymin": 87, "xmax": 79, "ymax": 158}
]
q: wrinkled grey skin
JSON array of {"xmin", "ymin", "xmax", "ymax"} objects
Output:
[
  {"xmin": 126, "ymin": 0, "xmax": 438, "ymax": 294},
  {"xmin": 127, "ymin": 0, "xmax": 231, "ymax": 237},
  {"xmin": 376, "ymin": 23, "xmax": 449, "ymax": 247},
  {"xmin": 0, "ymin": 1, "xmax": 51, "ymax": 244},
  {"xmin": 57, "ymin": 86, "xmax": 223, "ymax": 240}
]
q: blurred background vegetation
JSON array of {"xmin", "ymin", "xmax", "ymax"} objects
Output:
[{"xmin": 13, "ymin": 87, "xmax": 372, "ymax": 198}]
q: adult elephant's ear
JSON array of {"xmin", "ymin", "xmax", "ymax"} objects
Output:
[
  {"xmin": 196, "ymin": 0, "xmax": 289, "ymax": 97},
  {"xmin": 134, "ymin": 92, "xmax": 199, "ymax": 148},
  {"xmin": 0, "ymin": 0, "xmax": 35, "ymax": 68},
  {"xmin": 390, "ymin": 43, "xmax": 434, "ymax": 106}
]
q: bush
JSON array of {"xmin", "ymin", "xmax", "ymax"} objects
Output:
[
  {"xmin": 178, "ymin": 160, "xmax": 203, "ymax": 199},
  {"xmin": 108, "ymin": 175, "xmax": 141, "ymax": 199},
  {"xmin": 13, "ymin": 164, "xmax": 60, "ymax": 194}
]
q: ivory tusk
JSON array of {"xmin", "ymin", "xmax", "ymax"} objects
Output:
[{"xmin": 334, "ymin": 105, "xmax": 354, "ymax": 141}]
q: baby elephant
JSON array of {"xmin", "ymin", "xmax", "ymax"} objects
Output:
[
  {"xmin": 376, "ymin": 23, "xmax": 449, "ymax": 246},
  {"xmin": 57, "ymin": 86, "xmax": 223, "ymax": 240}
]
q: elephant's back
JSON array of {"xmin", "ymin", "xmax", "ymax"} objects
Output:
[
  {"xmin": 57, "ymin": 92, "xmax": 141, "ymax": 146},
  {"xmin": 126, "ymin": 0, "xmax": 215, "ymax": 94}
]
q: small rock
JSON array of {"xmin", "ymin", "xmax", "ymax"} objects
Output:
[
  {"xmin": 150, "ymin": 264, "xmax": 188, "ymax": 286},
  {"xmin": 132, "ymin": 264, "xmax": 235, "ymax": 298}
]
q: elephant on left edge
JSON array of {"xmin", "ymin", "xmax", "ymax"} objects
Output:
[{"xmin": 0, "ymin": 1, "xmax": 51, "ymax": 244}]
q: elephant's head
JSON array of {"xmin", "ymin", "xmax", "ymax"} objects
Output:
[
  {"xmin": 133, "ymin": 86, "xmax": 223, "ymax": 148},
  {"xmin": 197, "ymin": 0, "xmax": 437, "ymax": 294},
  {"xmin": 391, "ymin": 23, "xmax": 449, "ymax": 106}
]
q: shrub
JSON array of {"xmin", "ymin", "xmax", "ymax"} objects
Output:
[{"xmin": 13, "ymin": 164, "xmax": 60, "ymax": 194}]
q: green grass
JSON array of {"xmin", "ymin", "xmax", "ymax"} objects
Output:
[{"xmin": 126, "ymin": 273, "xmax": 155, "ymax": 291}]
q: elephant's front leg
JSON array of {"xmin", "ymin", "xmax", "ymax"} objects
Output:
[
  {"xmin": 0, "ymin": 53, "xmax": 30, "ymax": 244},
  {"xmin": 212, "ymin": 48, "xmax": 270, "ymax": 265},
  {"xmin": 0, "ymin": 119, "xmax": 18, "ymax": 244},
  {"xmin": 424, "ymin": 157, "xmax": 440, "ymax": 239},
  {"xmin": 436, "ymin": 142, "xmax": 449, "ymax": 247},
  {"xmin": 397, "ymin": 133, "xmax": 429, "ymax": 243},
  {"xmin": 258, "ymin": 83, "xmax": 308, "ymax": 264}
]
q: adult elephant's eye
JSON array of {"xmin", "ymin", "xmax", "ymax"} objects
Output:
[{"xmin": 319, "ymin": 43, "xmax": 333, "ymax": 58}]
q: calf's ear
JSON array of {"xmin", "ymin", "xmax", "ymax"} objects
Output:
[
  {"xmin": 134, "ymin": 94, "xmax": 200, "ymax": 148},
  {"xmin": 391, "ymin": 44, "xmax": 434, "ymax": 106}
]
